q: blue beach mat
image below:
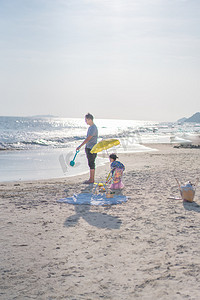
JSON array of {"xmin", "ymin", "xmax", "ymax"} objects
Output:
[{"xmin": 57, "ymin": 193, "xmax": 128, "ymax": 206}]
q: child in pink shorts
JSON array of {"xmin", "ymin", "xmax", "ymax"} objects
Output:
[{"xmin": 109, "ymin": 154, "xmax": 125, "ymax": 189}]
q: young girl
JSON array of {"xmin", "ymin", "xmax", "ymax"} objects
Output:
[{"xmin": 109, "ymin": 154, "xmax": 125, "ymax": 189}]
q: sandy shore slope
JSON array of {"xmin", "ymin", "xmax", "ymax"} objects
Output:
[{"xmin": 0, "ymin": 144, "xmax": 200, "ymax": 300}]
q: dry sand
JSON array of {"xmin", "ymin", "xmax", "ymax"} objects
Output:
[{"xmin": 0, "ymin": 144, "xmax": 200, "ymax": 300}]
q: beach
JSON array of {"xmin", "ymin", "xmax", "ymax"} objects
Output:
[{"xmin": 1, "ymin": 144, "xmax": 200, "ymax": 300}]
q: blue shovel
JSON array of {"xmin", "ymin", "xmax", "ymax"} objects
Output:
[{"xmin": 70, "ymin": 150, "xmax": 79, "ymax": 166}]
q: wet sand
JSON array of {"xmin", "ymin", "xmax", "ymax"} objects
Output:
[{"xmin": 0, "ymin": 144, "xmax": 200, "ymax": 299}]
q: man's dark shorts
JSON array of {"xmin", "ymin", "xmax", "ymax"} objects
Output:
[{"xmin": 85, "ymin": 148, "xmax": 97, "ymax": 169}]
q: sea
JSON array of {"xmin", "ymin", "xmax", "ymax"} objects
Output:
[{"xmin": 0, "ymin": 116, "xmax": 200, "ymax": 182}]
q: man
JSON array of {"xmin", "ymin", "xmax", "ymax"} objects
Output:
[{"xmin": 76, "ymin": 113, "xmax": 98, "ymax": 183}]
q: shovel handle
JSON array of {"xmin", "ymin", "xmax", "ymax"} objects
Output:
[
  {"xmin": 195, "ymin": 178, "xmax": 199, "ymax": 187},
  {"xmin": 73, "ymin": 150, "xmax": 79, "ymax": 161},
  {"xmin": 175, "ymin": 177, "xmax": 181, "ymax": 190}
]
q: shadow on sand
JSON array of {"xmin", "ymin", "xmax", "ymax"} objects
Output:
[
  {"xmin": 183, "ymin": 200, "xmax": 200, "ymax": 213},
  {"xmin": 64, "ymin": 184, "xmax": 122, "ymax": 229},
  {"xmin": 64, "ymin": 205, "xmax": 122, "ymax": 229}
]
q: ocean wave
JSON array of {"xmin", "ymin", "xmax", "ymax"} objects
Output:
[
  {"xmin": 1, "ymin": 116, "xmax": 200, "ymax": 152},
  {"xmin": 0, "ymin": 135, "xmax": 87, "ymax": 151}
]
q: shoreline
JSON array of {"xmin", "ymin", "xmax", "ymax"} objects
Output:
[
  {"xmin": 1, "ymin": 143, "xmax": 199, "ymax": 193},
  {"xmin": 2, "ymin": 141, "xmax": 199, "ymax": 184},
  {"xmin": 0, "ymin": 143, "xmax": 157, "ymax": 183},
  {"xmin": 1, "ymin": 143, "xmax": 200, "ymax": 299},
  {"xmin": 0, "ymin": 143, "xmax": 198, "ymax": 186}
]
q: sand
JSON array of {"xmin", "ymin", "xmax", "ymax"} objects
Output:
[{"xmin": 0, "ymin": 144, "xmax": 200, "ymax": 300}]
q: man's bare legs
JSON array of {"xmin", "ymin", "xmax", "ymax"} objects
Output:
[{"xmin": 89, "ymin": 169, "xmax": 95, "ymax": 183}]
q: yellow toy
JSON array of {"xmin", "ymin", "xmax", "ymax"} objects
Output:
[
  {"xmin": 93, "ymin": 172, "xmax": 112, "ymax": 196},
  {"xmin": 90, "ymin": 139, "xmax": 120, "ymax": 154}
]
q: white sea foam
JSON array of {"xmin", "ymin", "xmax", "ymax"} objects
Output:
[{"xmin": 0, "ymin": 148, "xmax": 107, "ymax": 182}]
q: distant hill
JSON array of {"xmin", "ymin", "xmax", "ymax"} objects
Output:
[
  {"xmin": 185, "ymin": 112, "xmax": 200, "ymax": 123},
  {"xmin": 177, "ymin": 117, "xmax": 187, "ymax": 123},
  {"xmin": 177, "ymin": 112, "xmax": 200, "ymax": 123},
  {"xmin": 30, "ymin": 115, "xmax": 58, "ymax": 118}
]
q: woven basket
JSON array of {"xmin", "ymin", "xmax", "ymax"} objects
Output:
[
  {"xmin": 180, "ymin": 189, "xmax": 195, "ymax": 202},
  {"xmin": 176, "ymin": 178, "xmax": 199, "ymax": 202}
]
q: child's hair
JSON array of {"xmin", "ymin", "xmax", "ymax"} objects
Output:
[
  {"xmin": 85, "ymin": 113, "xmax": 94, "ymax": 121},
  {"xmin": 109, "ymin": 153, "xmax": 118, "ymax": 161}
]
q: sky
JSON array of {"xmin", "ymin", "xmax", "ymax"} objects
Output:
[{"xmin": 0, "ymin": 0, "xmax": 200, "ymax": 122}]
